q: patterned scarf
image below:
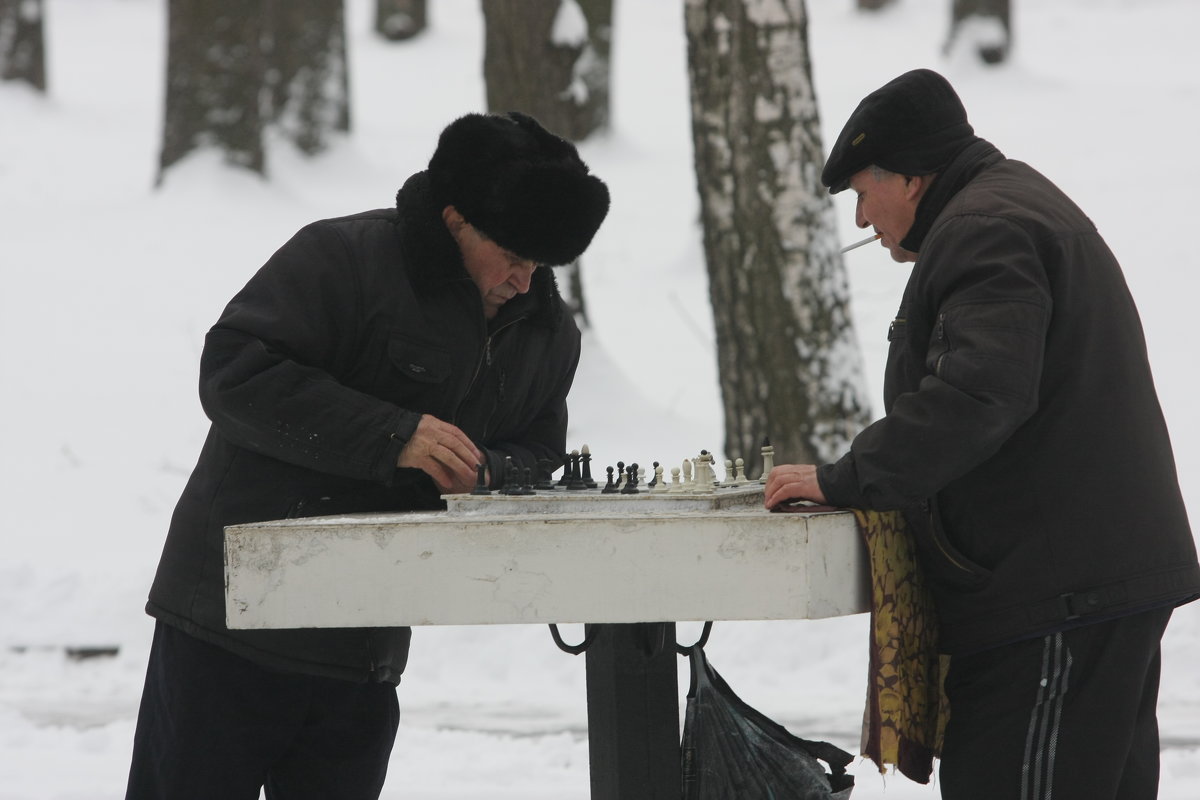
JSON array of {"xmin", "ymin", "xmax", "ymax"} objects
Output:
[{"xmin": 853, "ymin": 508, "xmax": 950, "ymax": 784}]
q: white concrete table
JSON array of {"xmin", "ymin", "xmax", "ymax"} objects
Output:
[{"xmin": 224, "ymin": 485, "xmax": 868, "ymax": 799}]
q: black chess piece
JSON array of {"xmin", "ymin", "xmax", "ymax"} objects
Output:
[
  {"xmin": 615, "ymin": 461, "xmax": 625, "ymax": 490},
  {"xmin": 567, "ymin": 450, "xmax": 587, "ymax": 490},
  {"xmin": 601, "ymin": 466, "xmax": 618, "ymax": 494},
  {"xmin": 534, "ymin": 458, "xmax": 557, "ymax": 491},
  {"xmin": 581, "ymin": 449, "xmax": 597, "ymax": 489},
  {"xmin": 621, "ymin": 463, "xmax": 640, "ymax": 494},
  {"xmin": 556, "ymin": 453, "xmax": 572, "ymax": 487},
  {"xmin": 647, "ymin": 460, "xmax": 660, "ymax": 487},
  {"xmin": 521, "ymin": 467, "xmax": 536, "ymax": 495},
  {"xmin": 470, "ymin": 463, "xmax": 491, "ymax": 495},
  {"xmin": 500, "ymin": 457, "xmax": 523, "ymax": 495}
]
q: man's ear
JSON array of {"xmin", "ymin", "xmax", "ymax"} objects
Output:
[{"xmin": 904, "ymin": 174, "xmax": 932, "ymax": 202}]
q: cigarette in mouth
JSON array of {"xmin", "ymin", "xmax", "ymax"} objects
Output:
[{"xmin": 840, "ymin": 233, "xmax": 882, "ymax": 254}]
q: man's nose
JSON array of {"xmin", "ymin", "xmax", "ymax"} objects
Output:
[{"xmin": 855, "ymin": 201, "xmax": 869, "ymax": 229}]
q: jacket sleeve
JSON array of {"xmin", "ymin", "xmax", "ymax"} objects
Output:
[
  {"xmin": 819, "ymin": 215, "xmax": 1052, "ymax": 509},
  {"xmin": 198, "ymin": 221, "xmax": 415, "ymax": 485}
]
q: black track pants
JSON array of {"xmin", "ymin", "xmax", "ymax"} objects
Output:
[
  {"xmin": 125, "ymin": 621, "xmax": 400, "ymax": 800},
  {"xmin": 939, "ymin": 607, "xmax": 1173, "ymax": 800}
]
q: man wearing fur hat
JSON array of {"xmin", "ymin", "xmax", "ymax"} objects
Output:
[
  {"xmin": 765, "ymin": 69, "xmax": 1199, "ymax": 798},
  {"xmin": 125, "ymin": 112, "xmax": 609, "ymax": 799}
]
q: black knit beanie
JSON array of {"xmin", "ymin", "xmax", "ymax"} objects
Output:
[
  {"xmin": 426, "ymin": 111, "xmax": 611, "ymax": 266},
  {"xmin": 821, "ymin": 69, "xmax": 979, "ymax": 194}
]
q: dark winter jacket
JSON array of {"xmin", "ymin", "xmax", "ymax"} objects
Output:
[
  {"xmin": 146, "ymin": 172, "xmax": 582, "ymax": 682},
  {"xmin": 819, "ymin": 139, "xmax": 1199, "ymax": 654}
]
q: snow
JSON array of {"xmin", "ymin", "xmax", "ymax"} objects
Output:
[{"xmin": 1, "ymin": 0, "xmax": 1198, "ymax": 797}]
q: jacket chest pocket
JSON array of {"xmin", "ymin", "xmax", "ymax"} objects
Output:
[{"xmin": 385, "ymin": 337, "xmax": 459, "ymax": 413}]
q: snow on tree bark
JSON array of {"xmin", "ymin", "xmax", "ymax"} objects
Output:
[
  {"xmin": 374, "ymin": 0, "xmax": 427, "ymax": 42},
  {"xmin": 685, "ymin": 0, "xmax": 870, "ymax": 467}
]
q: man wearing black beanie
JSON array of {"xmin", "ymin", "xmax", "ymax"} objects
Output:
[
  {"xmin": 126, "ymin": 112, "xmax": 609, "ymax": 799},
  {"xmin": 766, "ymin": 69, "xmax": 1199, "ymax": 799}
]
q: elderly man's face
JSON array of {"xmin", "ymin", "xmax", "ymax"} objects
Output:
[
  {"xmin": 849, "ymin": 167, "xmax": 926, "ymax": 263},
  {"xmin": 444, "ymin": 207, "xmax": 540, "ymax": 319}
]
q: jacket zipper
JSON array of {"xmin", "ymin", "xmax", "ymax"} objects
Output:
[
  {"xmin": 934, "ymin": 313, "xmax": 949, "ymax": 377},
  {"xmin": 452, "ymin": 317, "xmax": 522, "ymax": 426}
]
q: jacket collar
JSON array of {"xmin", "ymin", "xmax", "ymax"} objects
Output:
[
  {"xmin": 394, "ymin": 171, "xmax": 565, "ymax": 330},
  {"xmin": 900, "ymin": 138, "xmax": 1004, "ymax": 253}
]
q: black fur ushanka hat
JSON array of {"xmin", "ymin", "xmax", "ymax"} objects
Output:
[{"xmin": 427, "ymin": 111, "xmax": 610, "ymax": 266}]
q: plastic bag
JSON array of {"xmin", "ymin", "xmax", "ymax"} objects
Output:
[{"xmin": 681, "ymin": 644, "xmax": 855, "ymax": 799}]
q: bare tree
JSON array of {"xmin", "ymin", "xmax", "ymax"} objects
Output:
[
  {"xmin": 0, "ymin": 0, "xmax": 46, "ymax": 92},
  {"xmin": 481, "ymin": 0, "xmax": 614, "ymax": 326},
  {"xmin": 375, "ymin": 0, "xmax": 427, "ymax": 41},
  {"xmin": 158, "ymin": 0, "xmax": 351, "ymax": 184},
  {"xmin": 945, "ymin": 0, "xmax": 1011, "ymax": 64},
  {"xmin": 685, "ymin": 0, "xmax": 870, "ymax": 467}
]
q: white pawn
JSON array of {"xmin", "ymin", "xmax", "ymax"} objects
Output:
[
  {"xmin": 682, "ymin": 458, "xmax": 694, "ymax": 487},
  {"xmin": 760, "ymin": 441, "xmax": 775, "ymax": 483},
  {"xmin": 651, "ymin": 464, "xmax": 666, "ymax": 492},
  {"xmin": 669, "ymin": 466, "xmax": 683, "ymax": 493},
  {"xmin": 724, "ymin": 459, "xmax": 734, "ymax": 486},
  {"xmin": 734, "ymin": 457, "xmax": 746, "ymax": 484}
]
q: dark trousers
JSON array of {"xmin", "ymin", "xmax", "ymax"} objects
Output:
[
  {"xmin": 939, "ymin": 606, "xmax": 1173, "ymax": 800},
  {"xmin": 125, "ymin": 621, "xmax": 400, "ymax": 800}
]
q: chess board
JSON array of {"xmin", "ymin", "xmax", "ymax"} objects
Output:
[{"xmin": 443, "ymin": 481, "xmax": 766, "ymax": 516}]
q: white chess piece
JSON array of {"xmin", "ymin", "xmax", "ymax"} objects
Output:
[
  {"xmin": 724, "ymin": 459, "xmax": 734, "ymax": 486},
  {"xmin": 651, "ymin": 464, "xmax": 665, "ymax": 492},
  {"xmin": 760, "ymin": 442, "xmax": 775, "ymax": 483},
  {"xmin": 669, "ymin": 467, "xmax": 682, "ymax": 493},
  {"xmin": 734, "ymin": 457, "xmax": 745, "ymax": 484},
  {"xmin": 682, "ymin": 458, "xmax": 693, "ymax": 487}
]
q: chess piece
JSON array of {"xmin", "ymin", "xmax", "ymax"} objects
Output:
[
  {"xmin": 534, "ymin": 458, "xmax": 557, "ymax": 491},
  {"xmin": 682, "ymin": 458, "xmax": 693, "ymax": 487},
  {"xmin": 615, "ymin": 461, "xmax": 626, "ymax": 489},
  {"xmin": 669, "ymin": 467, "xmax": 682, "ymax": 493},
  {"xmin": 602, "ymin": 466, "xmax": 618, "ymax": 494},
  {"xmin": 470, "ymin": 463, "xmax": 491, "ymax": 495},
  {"xmin": 567, "ymin": 449, "xmax": 588, "ymax": 490},
  {"xmin": 760, "ymin": 437, "xmax": 775, "ymax": 483},
  {"xmin": 621, "ymin": 464, "xmax": 640, "ymax": 494},
  {"xmin": 556, "ymin": 453, "xmax": 572, "ymax": 487},
  {"xmin": 724, "ymin": 459, "xmax": 734, "ymax": 486},
  {"xmin": 650, "ymin": 464, "xmax": 665, "ymax": 492},
  {"xmin": 581, "ymin": 444, "xmax": 597, "ymax": 489},
  {"xmin": 500, "ymin": 457, "xmax": 522, "ymax": 495},
  {"xmin": 734, "ymin": 457, "xmax": 746, "ymax": 484},
  {"xmin": 521, "ymin": 467, "xmax": 536, "ymax": 495}
]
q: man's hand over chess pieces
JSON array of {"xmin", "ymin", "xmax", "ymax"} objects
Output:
[{"xmin": 397, "ymin": 413, "xmax": 485, "ymax": 494}]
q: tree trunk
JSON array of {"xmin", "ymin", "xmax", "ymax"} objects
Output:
[
  {"xmin": 685, "ymin": 0, "xmax": 871, "ymax": 469},
  {"xmin": 0, "ymin": 0, "xmax": 47, "ymax": 92},
  {"xmin": 267, "ymin": 0, "xmax": 351, "ymax": 155},
  {"xmin": 158, "ymin": 0, "xmax": 267, "ymax": 182},
  {"xmin": 158, "ymin": 0, "xmax": 350, "ymax": 184},
  {"xmin": 856, "ymin": 0, "xmax": 896, "ymax": 9},
  {"xmin": 482, "ymin": 0, "xmax": 613, "ymax": 327},
  {"xmin": 946, "ymin": 0, "xmax": 1011, "ymax": 64},
  {"xmin": 375, "ymin": 0, "xmax": 427, "ymax": 41},
  {"xmin": 482, "ymin": 0, "xmax": 611, "ymax": 142}
]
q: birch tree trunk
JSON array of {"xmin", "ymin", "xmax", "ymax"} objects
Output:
[
  {"xmin": 945, "ymin": 0, "xmax": 1011, "ymax": 64},
  {"xmin": 685, "ymin": 0, "xmax": 870, "ymax": 468},
  {"xmin": 0, "ymin": 0, "xmax": 46, "ymax": 91},
  {"xmin": 267, "ymin": 0, "xmax": 351, "ymax": 155}
]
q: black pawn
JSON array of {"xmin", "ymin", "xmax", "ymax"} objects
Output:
[
  {"xmin": 581, "ymin": 450, "xmax": 597, "ymax": 489},
  {"xmin": 567, "ymin": 451, "xmax": 587, "ymax": 490},
  {"xmin": 647, "ymin": 461, "xmax": 660, "ymax": 487},
  {"xmin": 601, "ymin": 466, "xmax": 618, "ymax": 494},
  {"xmin": 621, "ymin": 463, "xmax": 640, "ymax": 494},
  {"xmin": 556, "ymin": 453, "xmax": 572, "ymax": 487},
  {"xmin": 470, "ymin": 463, "xmax": 491, "ymax": 495},
  {"xmin": 534, "ymin": 459, "xmax": 557, "ymax": 491}
]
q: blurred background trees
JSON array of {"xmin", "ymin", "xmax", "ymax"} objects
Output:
[{"xmin": 0, "ymin": 0, "xmax": 46, "ymax": 92}]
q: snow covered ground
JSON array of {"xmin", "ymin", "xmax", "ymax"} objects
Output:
[{"xmin": 1, "ymin": 0, "xmax": 1198, "ymax": 797}]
